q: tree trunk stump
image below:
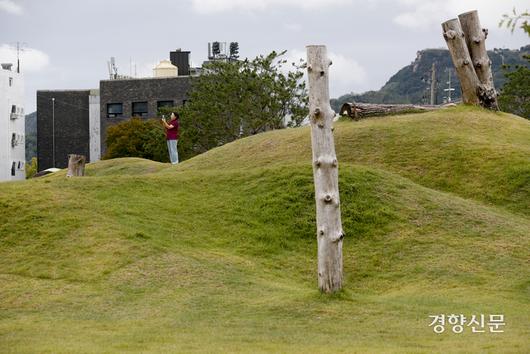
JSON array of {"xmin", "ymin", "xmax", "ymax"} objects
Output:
[
  {"xmin": 66, "ymin": 154, "xmax": 86, "ymax": 177},
  {"xmin": 442, "ymin": 18, "xmax": 481, "ymax": 105},
  {"xmin": 458, "ymin": 10, "xmax": 498, "ymax": 110},
  {"xmin": 307, "ymin": 45, "xmax": 344, "ymax": 294}
]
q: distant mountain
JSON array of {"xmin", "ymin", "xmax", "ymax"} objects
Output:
[
  {"xmin": 331, "ymin": 45, "xmax": 530, "ymax": 112},
  {"xmin": 25, "ymin": 111, "xmax": 37, "ymax": 162}
]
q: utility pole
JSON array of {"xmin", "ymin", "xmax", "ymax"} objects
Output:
[
  {"xmin": 444, "ymin": 70, "xmax": 455, "ymax": 103},
  {"xmin": 52, "ymin": 97, "xmax": 56, "ymax": 167},
  {"xmin": 430, "ymin": 63, "xmax": 436, "ymax": 105}
]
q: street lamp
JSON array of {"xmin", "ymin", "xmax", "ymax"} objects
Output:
[{"xmin": 52, "ymin": 97, "xmax": 55, "ymax": 167}]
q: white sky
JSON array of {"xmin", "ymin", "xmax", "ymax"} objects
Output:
[{"xmin": 0, "ymin": 0, "xmax": 528, "ymax": 112}]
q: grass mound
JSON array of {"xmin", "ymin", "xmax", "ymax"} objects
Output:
[
  {"xmin": 0, "ymin": 106, "xmax": 529, "ymax": 352},
  {"xmin": 181, "ymin": 106, "xmax": 530, "ymax": 216}
]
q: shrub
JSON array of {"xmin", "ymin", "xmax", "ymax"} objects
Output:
[
  {"xmin": 104, "ymin": 118, "xmax": 169, "ymax": 162},
  {"xmin": 25, "ymin": 157, "xmax": 37, "ymax": 178}
]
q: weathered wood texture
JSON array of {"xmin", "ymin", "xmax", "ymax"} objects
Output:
[
  {"xmin": 307, "ymin": 45, "xmax": 344, "ymax": 293},
  {"xmin": 340, "ymin": 102, "xmax": 446, "ymax": 120},
  {"xmin": 66, "ymin": 154, "xmax": 86, "ymax": 177},
  {"xmin": 458, "ymin": 10, "xmax": 498, "ymax": 109},
  {"xmin": 442, "ymin": 18, "xmax": 481, "ymax": 105}
]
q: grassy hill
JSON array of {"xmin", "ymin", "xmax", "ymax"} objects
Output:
[{"xmin": 0, "ymin": 106, "xmax": 529, "ymax": 353}]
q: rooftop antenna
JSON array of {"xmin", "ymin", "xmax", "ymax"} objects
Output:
[
  {"xmin": 107, "ymin": 57, "xmax": 118, "ymax": 79},
  {"xmin": 208, "ymin": 41, "xmax": 229, "ymax": 60},
  {"xmin": 107, "ymin": 60, "xmax": 112, "ymax": 79},
  {"xmin": 10, "ymin": 42, "xmax": 26, "ymax": 73},
  {"xmin": 16, "ymin": 42, "xmax": 26, "ymax": 73}
]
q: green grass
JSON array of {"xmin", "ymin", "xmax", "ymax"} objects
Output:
[{"xmin": 0, "ymin": 106, "xmax": 529, "ymax": 353}]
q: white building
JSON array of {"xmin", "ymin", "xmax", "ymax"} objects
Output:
[{"xmin": 0, "ymin": 63, "xmax": 25, "ymax": 182}]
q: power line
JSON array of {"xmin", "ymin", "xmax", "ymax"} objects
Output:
[{"xmin": 50, "ymin": 98, "xmax": 90, "ymax": 111}]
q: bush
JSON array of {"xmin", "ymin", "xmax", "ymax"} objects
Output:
[
  {"xmin": 104, "ymin": 118, "xmax": 169, "ymax": 162},
  {"xmin": 25, "ymin": 157, "xmax": 37, "ymax": 178}
]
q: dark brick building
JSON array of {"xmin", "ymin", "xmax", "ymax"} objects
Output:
[
  {"xmin": 37, "ymin": 90, "xmax": 92, "ymax": 170},
  {"xmin": 36, "ymin": 50, "xmax": 193, "ymax": 169},
  {"xmin": 99, "ymin": 76, "xmax": 190, "ymax": 155},
  {"xmin": 170, "ymin": 49, "xmax": 190, "ymax": 76}
]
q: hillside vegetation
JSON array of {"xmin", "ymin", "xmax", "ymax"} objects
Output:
[
  {"xmin": 331, "ymin": 45, "xmax": 530, "ymax": 108},
  {"xmin": 1, "ymin": 106, "xmax": 529, "ymax": 353}
]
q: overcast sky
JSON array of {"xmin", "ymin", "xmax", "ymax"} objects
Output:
[{"xmin": 1, "ymin": 0, "xmax": 528, "ymax": 113}]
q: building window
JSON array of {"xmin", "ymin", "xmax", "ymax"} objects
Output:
[
  {"xmin": 157, "ymin": 100, "xmax": 174, "ymax": 109},
  {"xmin": 11, "ymin": 105, "xmax": 16, "ymax": 113},
  {"xmin": 132, "ymin": 101, "xmax": 148, "ymax": 117},
  {"xmin": 107, "ymin": 103, "xmax": 123, "ymax": 118},
  {"xmin": 9, "ymin": 77, "xmax": 13, "ymax": 86}
]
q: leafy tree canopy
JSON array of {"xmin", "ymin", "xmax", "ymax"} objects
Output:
[
  {"xmin": 498, "ymin": 8, "xmax": 530, "ymax": 119},
  {"xmin": 499, "ymin": 8, "xmax": 530, "ymax": 36},
  {"xmin": 179, "ymin": 50, "xmax": 308, "ymax": 159}
]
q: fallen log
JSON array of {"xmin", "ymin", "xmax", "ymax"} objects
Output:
[{"xmin": 339, "ymin": 102, "xmax": 449, "ymax": 120}]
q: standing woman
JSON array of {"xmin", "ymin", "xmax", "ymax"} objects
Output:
[{"xmin": 161, "ymin": 112, "xmax": 180, "ymax": 164}]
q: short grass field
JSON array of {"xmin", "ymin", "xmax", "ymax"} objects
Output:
[{"xmin": 0, "ymin": 106, "xmax": 529, "ymax": 353}]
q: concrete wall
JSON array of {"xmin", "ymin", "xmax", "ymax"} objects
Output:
[
  {"xmin": 37, "ymin": 90, "xmax": 90, "ymax": 170},
  {"xmin": 99, "ymin": 76, "xmax": 190, "ymax": 155},
  {"xmin": 89, "ymin": 90, "xmax": 101, "ymax": 162},
  {"xmin": 0, "ymin": 66, "xmax": 25, "ymax": 182}
]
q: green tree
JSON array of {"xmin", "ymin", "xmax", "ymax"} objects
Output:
[
  {"xmin": 180, "ymin": 50, "xmax": 308, "ymax": 159},
  {"xmin": 499, "ymin": 8, "xmax": 530, "ymax": 119},
  {"xmin": 499, "ymin": 57, "xmax": 530, "ymax": 119},
  {"xmin": 499, "ymin": 8, "xmax": 530, "ymax": 35},
  {"xmin": 104, "ymin": 118, "xmax": 169, "ymax": 162}
]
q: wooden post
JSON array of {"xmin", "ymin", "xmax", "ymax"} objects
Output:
[
  {"xmin": 442, "ymin": 18, "xmax": 481, "ymax": 105},
  {"xmin": 66, "ymin": 154, "xmax": 86, "ymax": 177},
  {"xmin": 458, "ymin": 10, "xmax": 498, "ymax": 110},
  {"xmin": 306, "ymin": 45, "xmax": 344, "ymax": 293}
]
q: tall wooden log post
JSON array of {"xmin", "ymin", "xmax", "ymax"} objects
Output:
[
  {"xmin": 66, "ymin": 154, "xmax": 86, "ymax": 177},
  {"xmin": 442, "ymin": 19, "xmax": 481, "ymax": 105},
  {"xmin": 306, "ymin": 45, "xmax": 344, "ymax": 293},
  {"xmin": 458, "ymin": 10, "xmax": 498, "ymax": 110}
]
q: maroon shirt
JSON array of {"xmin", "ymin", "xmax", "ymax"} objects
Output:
[{"xmin": 166, "ymin": 118, "xmax": 179, "ymax": 140}]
